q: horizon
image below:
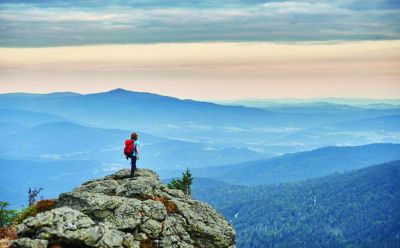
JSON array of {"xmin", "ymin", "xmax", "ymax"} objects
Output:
[{"xmin": 1, "ymin": 88, "xmax": 399, "ymax": 104}]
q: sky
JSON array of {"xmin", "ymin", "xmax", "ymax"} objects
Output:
[{"xmin": 0, "ymin": 0, "xmax": 399, "ymax": 99}]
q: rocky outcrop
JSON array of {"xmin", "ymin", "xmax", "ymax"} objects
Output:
[{"xmin": 11, "ymin": 169, "xmax": 236, "ymax": 248}]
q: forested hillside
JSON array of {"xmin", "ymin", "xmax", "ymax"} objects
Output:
[
  {"xmin": 195, "ymin": 160, "xmax": 400, "ymax": 247},
  {"xmin": 191, "ymin": 143, "xmax": 400, "ymax": 185}
]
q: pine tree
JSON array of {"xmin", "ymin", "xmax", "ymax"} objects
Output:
[
  {"xmin": 181, "ymin": 168, "xmax": 193, "ymax": 196},
  {"xmin": 168, "ymin": 178, "xmax": 184, "ymax": 192},
  {"xmin": 0, "ymin": 202, "xmax": 17, "ymax": 227},
  {"xmin": 167, "ymin": 168, "xmax": 193, "ymax": 196}
]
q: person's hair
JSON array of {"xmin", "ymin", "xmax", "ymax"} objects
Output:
[{"xmin": 131, "ymin": 132, "xmax": 138, "ymax": 140}]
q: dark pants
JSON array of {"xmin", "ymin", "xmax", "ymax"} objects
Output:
[{"xmin": 130, "ymin": 156, "xmax": 137, "ymax": 177}]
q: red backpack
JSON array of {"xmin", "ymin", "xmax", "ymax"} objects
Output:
[{"xmin": 124, "ymin": 139, "xmax": 134, "ymax": 157}]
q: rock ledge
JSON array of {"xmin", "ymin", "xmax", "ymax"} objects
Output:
[{"xmin": 11, "ymin": 169, "xmax": 236, "ymax": 248}]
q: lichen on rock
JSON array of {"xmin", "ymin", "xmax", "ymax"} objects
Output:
[{"xmin": 11, "ymin": 168, "xmax": 236, "ymax": 248}]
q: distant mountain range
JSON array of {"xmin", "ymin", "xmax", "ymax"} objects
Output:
[
  {"xmin": 1, "ymin": 89, "xmax": 399, "ymax": 156},
  {"xmin": 219, "ymin": 98, "xmax": 400, "ymax": 110},
  {"xmin": 336, "ymin": 114, "xmax": 400, "ymax": 132},
  {"xmin": 0, "ymin": 89, "xmax": 276, "ymax": 132},
  {"xmin": 194, "ymin": 159, "xmax": 400, "ymax": 248},
  {"xmin": 189, "ymin": 143, "xmax": 400, "ymax": 185}
]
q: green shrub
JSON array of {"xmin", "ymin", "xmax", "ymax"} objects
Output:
[{"xmin": 13, "ymin": 205, "xmax": 38, "ymax": 225}]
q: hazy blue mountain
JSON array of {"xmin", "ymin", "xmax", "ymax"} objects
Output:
[
  {"xmin": 146, "ymin": 139, "xmax": 264, "ymax": 170},
  {"xmin": 222, "ymin": 101, "xmax": 367, "ymax": 113},
  {"xmin": 0, "ymin": 121, "xmax": 163, "ymax": 162},
  {"xmin": 0, "ymin": 158, "xmax": 101, "ymax": 209},
  {"xmin": 0, "ymin": 109, "xmax": 66, "ymax": 126},
  {"xmin": 1, "ymin": 90, "xmax": 400, "ymax": 157},
  {"xmin": 194, "ymin": 160, "xmax": 400, "ymax": 248},
  {"xmin": 218, "ymin": 98, "xmax": 400, "ymax": 110},
  {"xmin": 0, "ymin": 89, "xmax": 276, "ymax": 131},
  {"xmin": 1, "ymin": 89, "xmax": 397, "ymax": 132},
  {"xmin": 0, "ymin": 122, "xmax": 28, "ymax": 136},
  {"xmin": 190, "ymin": 143, "xmax": 400, "ymax": 185},
  {"xmin": 0, "ymin": 120, "xmax": 265, "ymax": 169},
  {"xmin": 217, "ymin": 100, "xmax": 400, "ymax": 128},
  {"xmin": 336, "ymin": 114, "xmax": 400, "ymax": 132}
]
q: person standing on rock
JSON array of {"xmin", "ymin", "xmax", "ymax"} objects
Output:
[{"xmin": 124, "ymin": 132, "xmax": 140, "ymax": 177}]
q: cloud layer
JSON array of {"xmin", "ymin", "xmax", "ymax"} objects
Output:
[{"xmin": 0, "ymin": 0, "xmax": 399, "ymax": 46}]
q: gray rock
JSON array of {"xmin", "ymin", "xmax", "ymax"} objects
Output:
[
  {"xmin": 9, "ymin": 238, "xmax": 48, "ymax": 248},
  {"xmin": 57, "ymin": 191, "xmax": 144, "ymax": 231},
  {"xmin": 15, "ymin": 207, "xmax": 133, "ymax": 247},
  {"xmin": 12, "ymin": 168, "xmax": 236, "ymax": 248}
]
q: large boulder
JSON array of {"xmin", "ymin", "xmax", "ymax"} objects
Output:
[{"xmin": 12, "ymin": 169, "xmax": 236, "ymax": 248}]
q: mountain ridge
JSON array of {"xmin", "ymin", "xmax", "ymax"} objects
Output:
[{"xmin": 189, "ymin": 143, "xmax": 400, "ymax": 185}]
